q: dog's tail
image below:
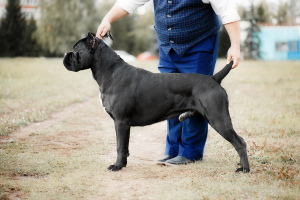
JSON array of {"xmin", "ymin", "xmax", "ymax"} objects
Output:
[{"xmin": 213, "ymin": 61, "xmax": 234, "ymax": 84}]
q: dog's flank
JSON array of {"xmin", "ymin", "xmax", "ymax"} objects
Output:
[{"xmin": 63, "ymin": 33, "xmax": 250, "ymax": 173}]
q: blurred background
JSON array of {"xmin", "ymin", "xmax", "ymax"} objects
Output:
[
  {"xmin": 0, "ymin": 0, "xmax": 299, "ymax": 61},
  {"xmin": 0, "ymin": 2, "xmax": 300, "ymax": 198}
]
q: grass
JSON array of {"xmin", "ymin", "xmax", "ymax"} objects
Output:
[
  {"xmin": 0, "ymin": 58, "xmax": 299, "ymax": 199},
  {"xmin": 0, "ymin": 58, "xmax": 98, "ymax": 136}
]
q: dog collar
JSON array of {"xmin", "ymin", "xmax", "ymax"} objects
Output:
[
  {"xmin": 102, "ymin": 32, "xmax": 113, "ymax": 47},
  {"xmin": 90, "ymin": 32, "xmax": 113, "ymax": 54},
  {"xmin": 104, "ymin": 32, "xmax": 113, "ymax": 41}
]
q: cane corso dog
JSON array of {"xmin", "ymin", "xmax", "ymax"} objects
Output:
[{"xmin": 63, "ymin": 33, "xmax": 250, "ymax": 173}]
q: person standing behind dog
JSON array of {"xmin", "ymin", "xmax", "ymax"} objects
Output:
[{"xmin": 96, "ymin": 0, "xmax": 241, "ymax": 165}]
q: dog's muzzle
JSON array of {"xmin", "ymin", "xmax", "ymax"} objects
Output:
[{"xmin": 63, "ymin": 52, "xmax": 79, "ymax": 72}]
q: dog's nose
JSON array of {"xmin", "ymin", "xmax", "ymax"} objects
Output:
[
  {"xmin": 64, "ymin": 51, "xmax": 72, "ymax": 57},
  {"xmin": 63, "ymin": 53, "xmax": 72, "ymax": 68}
]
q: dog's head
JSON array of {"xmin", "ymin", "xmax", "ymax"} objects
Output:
[{"xmin": 63, "ymin": 32, "xmax": 98, "ymax": 72}]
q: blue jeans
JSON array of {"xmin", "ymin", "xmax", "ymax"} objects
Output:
[{"xmin": 158, "ymin": 33, "xmax": 218, "ymax": 160}]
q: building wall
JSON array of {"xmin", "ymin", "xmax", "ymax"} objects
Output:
[
  {"xmin": 0, "ymin": 0, "xmax": 6, "ymax": 19},
  {"xmin": 259, "ymin": 26, "xmax": 300, "ymax": 60},
  {"xmin": 0, "ymin": 0, "xmax": 40, "ymax": 20}
]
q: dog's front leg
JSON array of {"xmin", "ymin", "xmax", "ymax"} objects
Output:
[{"xmin": 108, "ymin": 119, "xmax": 131, "ymax": 171}]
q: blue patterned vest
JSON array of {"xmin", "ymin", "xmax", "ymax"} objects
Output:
[{"xmin": 153, "ymin": 0, "xmax": 221, "ymax": 57}]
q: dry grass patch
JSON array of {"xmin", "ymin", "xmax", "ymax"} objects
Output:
[
  {"xmin": 0, "ymin": 58, "xmax": 98, "ymax": 136},
  {"xmin": 0, "ymin": 58, "xmax": 299, "ymax": 199}
]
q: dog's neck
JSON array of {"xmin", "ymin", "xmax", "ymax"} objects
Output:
[{"xmin": 90, "ymin": 42, "xmax": 127, "ymax": 93}]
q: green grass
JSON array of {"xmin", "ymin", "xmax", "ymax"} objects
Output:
[
  {"xmin": 0, "ymin": 58, "xmax": 98, "ymax": 136},
  {"xmin": 0, "ymin": 58, "xmax": 299, "ymax": 199}
]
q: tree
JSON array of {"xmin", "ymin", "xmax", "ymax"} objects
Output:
[
  {"xmin": 35, "ymin": 0, "xmax": 99, "ymax": 56},
  {"xmin": 217, "ymin": 26, "xmax": 231, "ymax": 58},
  {"xmin": 35, "ymin": 0, "xmax": 155, "ymax": 56},
  {"xmin": 238, "ymin": 5, "xmax": 247, "ymax": 21},
  {"xmin": 99, "ymin": 1, "xmax": 154, "ymax": 56},
  {"xmin": 21, "ymin": 17, "xmax": 41, "ymax": 56},
  {"xmin": 110, "ymin": 15, "xmax": 136, "ymax": 54},
  {"xmin": 276, "ymin": 2, "xmax": 288, "ymax": 25},
  {"xmin": 290, "ymin": 0, "xmax": 300, "ymax": 25},
  {"xmin": 256, "ymin": 1, "xmax": 270, "ymax": 23},
  {"xmin": 243, "ymin": 4, "xmax": 261, "ymax": 59},
  {"xmin": 0, "ymin": 0, "xmax": 26, "ymax": 56},
  {"xmin": 132, "ymin": 8, "xmax": 156, "ymax": 55}
]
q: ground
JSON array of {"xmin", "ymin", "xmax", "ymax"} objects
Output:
[{"xmin": 0, "ymin": 58, "xmax": 299, "ymax": 199}]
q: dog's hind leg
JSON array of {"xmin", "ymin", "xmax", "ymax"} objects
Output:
[
  {"xmin": 213, "ymin": 121, "xmax": 249, "ymax": 172},
  {"xmin": 108, "ymin": 119, "xmax": 131, "ymax": 171},
  {"xmin": 212, "ymin": 120, "xmax": 249, "ymax": 172},
  {"xmin": 205, "ymin": 109, "xmax": 250, "ymax": 173}
]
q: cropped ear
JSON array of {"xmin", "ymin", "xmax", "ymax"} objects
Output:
[{"xmin": 87, "ymin": 32, "xmax": 96, "ymax": 54}]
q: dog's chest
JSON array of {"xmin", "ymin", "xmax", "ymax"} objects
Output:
[{"xmin": 99, "ymin": 92, "xmax": 112, "ymax": 118}]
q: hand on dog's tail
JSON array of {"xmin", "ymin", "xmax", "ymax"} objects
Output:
[{"xmin": 213, "ymin": 61, "xmax": 234, "ymax": 84}]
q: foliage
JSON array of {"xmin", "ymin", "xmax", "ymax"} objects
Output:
[
  {"xmin": 21, "ymin": 17, "xmax": 41, "ymax": 56},
  {"xmin": 238, "ymin": 5, "xmax": 247, "ymax": 21},
  {"xmin": 256, "ymin": 1, "xmax": 270, "ymax": 23},
  {"xmin": 290, "ymin": 0, "xmax": 300, "ymax": 25},
  {"xmin": 0, "ymin": 0, "xmax": 41, "ymax": 57},
  {"xmin": 0, "ymin": 0, "xmax": 26, "ymax": 56},
  {"xmin": 110, "ymin": 15, "xmax": 154, "ymax": 56},
  {"xmin": 98, "ymin": 1, "xmax": 154, "ymax": 56},
  {"xmin": 35, "ymin": 0, "xmax": 99, "ymax": 57},
  {"xmin": 217, "ymin": 26, "xmax": 230, "ymax": 58},
  {"xmin": 220, "ymin": 2, "xmax": 269, "ymax": 59},
  {"xmin": 275, "ymin": 2, "xmax": 288, "ymax": 25},
  {"xmin": 35, "ymin": 0, "xmax": 154, "ymax": 56},
  {"xmin": 243, "ymin": 4, "xmax": 261, "ymax": 60}
]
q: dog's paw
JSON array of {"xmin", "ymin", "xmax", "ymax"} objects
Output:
[
  {"xmin": 235, "ymin": 167, "xmax": 250, "ymax": 173},
  {"xmin": 108, "ymin": 164, "xmax": 124, "ymax": 171}
]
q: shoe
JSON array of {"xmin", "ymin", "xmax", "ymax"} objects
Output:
[
  {"xmin": 156, "ymin": 155, "xmax": 175, "ymax": 165},
  {"xmin": 164, "ymin": 156, "xmax": 194, "ymax": 165}
]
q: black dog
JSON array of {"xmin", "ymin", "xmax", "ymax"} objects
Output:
[{"xmin": 63, "ymin": 33, "xmax": 250, "ymax": 172}]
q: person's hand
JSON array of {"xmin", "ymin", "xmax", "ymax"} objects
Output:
[
  {"xmin": 227, "ymin": 45, "xmax": 240, "ymax": 69},
  {"xmin": 96, "ymin": 19, "xmax": 111, "ymax": 39}
]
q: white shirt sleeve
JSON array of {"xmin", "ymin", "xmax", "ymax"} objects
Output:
[
  {"xmin": 116, "ymin": 0, "xmax": 240, "ymax": 23},
  {"xmin": 115, "ymin": 0, "xmax": 150, "ymax": 16},
  {"xmin": 202, "ymin": 0, "xmax": 241, "ymax": 24}
]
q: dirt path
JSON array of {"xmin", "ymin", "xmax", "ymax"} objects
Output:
[
  {"xmin": 6, "ymin": 97, "xmax": 167, "ymax": 163},
  {"xmin": 9, "ymin": 99, "xmax": 96, "ymax": 139},
  {"xmin": 1, "ymin": 97, "xmax": 168, "ymax": 199},
  {"xmin": 2, "ymin": 60, "xmax": 299, "ymax": 199},
  {"xmin": 2, "ymin": 95, "xmax": 299, "ymax": 199}
]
